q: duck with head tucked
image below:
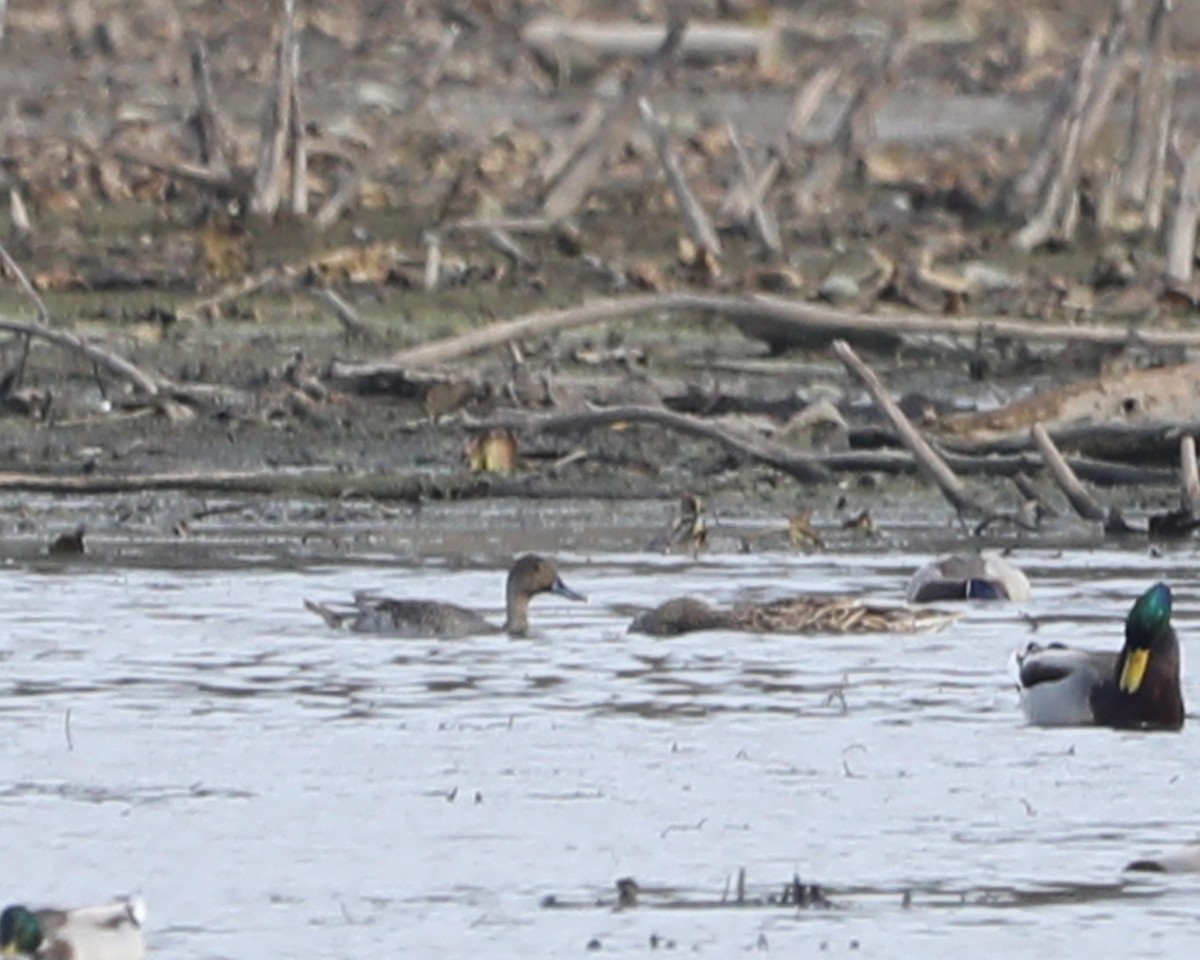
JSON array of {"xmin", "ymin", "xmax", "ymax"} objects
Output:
[
  {"xmin": 907, "ymin": 551, "xmax": 1031, "ymax": 603},
  {"xmin": 305, "ymin": 553, "xmax": 586, "ymax": 638},
  {"xmin": 1013, "ymin": 582, "xmax": 1183, "ymax": 730},
  {"xmin": 629, "ymin": 594, "xmax": 957, "ymax": 636},
  {"xmin": 0, "ymin": 898, "xmax": 145, "ymax": 960}
]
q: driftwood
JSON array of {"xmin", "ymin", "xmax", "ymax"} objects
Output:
[
  {"xmin": 638, "ymin": 97, "xmax": 721, "ymax": 257},
  {"xmin": 476, "ymin": 404, "xmax": 833, "ymax": 484},
  {"xmin": 327, "ymin": 291, "xmax": 1200, "ymax": 380},
  {"xmin": 249, "ymin": 0, "xmax": 298, "ymax": 217},
  {"xmin": 796, "ymin": 24, "xmax": 909, "ymax": 213},
  {"xmin": 1181, "ymin": 435, "xmax": 1200, "ymax": 516},
  {"xmin": 540, "ymin": 21, "xmax": 685, "ymax": 221},
  {"xmin": 314, "ymin": 24, "xmax": 460, "ymax": 228},
  {"xmin": 726, "ymin": 122, "xmax": 782, "ymax": 256},
  {"xmin": 310, "ymin": 288, "xmax": 384, "ymax": 344},
  {"xmin": 523, "ymin": 17, "xmax": 767, "ymax": 73},
  {"xmin": 1143, "ymin": 70, "xmax": 1174, "ymax": 232},
  {"xmin": 1032, "ymin": 422, "xmax": 1107, "ymax": 521},
  {"xmin": 832, "ymin": 339, "xmax": 986, "ymax": 518},
  {"xmin": 726, "ymin": 64, "xmax": 841, "ymax": 226},
  {"xmin": 1122, "ymin": 0, "xmax": 1172, "ymax": 207},
  {"xmin": 1166, "ymin": 136, "xmax": 1200, "ymax": 286},
  {"xmin": 0, "ymin": 469, "xmax": 670, "ymax": 503},
  {"xmin": 934, "ymin": 420, "xmax": 1200, "ymax": 463},
  {"xmin": 188, "ymin": 37, "xmax": 232, "ymax": 179}
]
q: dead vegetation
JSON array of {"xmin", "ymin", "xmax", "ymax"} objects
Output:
[{"xmin": 0, "ymin": 0, "xmax": 1195, "ymax": 540}]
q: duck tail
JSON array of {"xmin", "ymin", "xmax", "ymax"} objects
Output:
[{"xmin": 304, "ymin": 599, "xmax": 353, "ymax": 629}]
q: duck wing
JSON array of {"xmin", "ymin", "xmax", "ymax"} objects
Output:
[
  {"xmin": 352, "ymin": 597, "xmax": 496, "ymax": 637},
  {"xmin": 1015, "ymin": 644, "xmax": 1117, "ymax": 688},
  {"xmin": 1014, "ymin": 643, "xmax": 1118, "ymax": 726}
]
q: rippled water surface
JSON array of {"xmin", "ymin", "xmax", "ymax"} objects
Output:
[{"xmin": 3, "ymin": 508, "xmax": 1199, "ymax": 959}]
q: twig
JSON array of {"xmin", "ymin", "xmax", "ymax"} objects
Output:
[
  {"xmin": 188, "ymin": 36, "xmax": 232, "ymax": 177},
  {"xmin": 638, "ymin": 97, "xmax": 722, "ymax": 256},
  {"xmin": 1144, "ymin": 70, "xmax": 1175, "ymax": 233},
  {"xmin": 314, "ymin": 24, "xmax": 460, "ymax": 228},
  {"xmin": 720, "ymin": 64, "xmax": 841, "ymax": 223},
  {"xmin": 250, "ymin": 0, "xmax": 297, "ymax": 217},
  {"xmin": 287, "ymin": 28, "xmax": 308, "ymax": 216},
  {"xmin": 1166, "ymin": 134, "xmax": 1200, "ymax": 286},
  {"xmin": 1122, "ymin": 0, "xmax": 1172, "ymax": 205},
  {"xmin": 0, "ymin": 239, "xmax": 51, "ymax": 324},
  {"xmin": 1012, "ymin": 37, "xmax": 1101, "ymax": 249},
  {"xmin": 541, "ymin": 20, "xmax": 687, "ymax": 220},
  {"xmin": 1031, "ymin": 422, "xmax": 1107, "ymax": 521},
  {"xmin": 309, "ymin": 288, "xmax": 384, "ymax": 344},
  {"xmin": 177, "ymin": 264, "xmax": 300, "ymax": 323},
  {"xmin": 796, "ymin": 22, "xmax": 909, "ymax": 212},
  {"xmin": 1013, "ymin": 35, "xmax": 1100, "ymax": 210},
  {"xmin": 726, "ymin": 122, "xmax": 782, "ymax": 255},
  {"xmin": 0, "ymin": 242, "xmax": 165, "ymax": 396},
  {"xmin": 475, "ymin": 404, "xmax": 833, "ymax": 484},
  {"xmin": 832, "ymin": 339, "xmax": 986, "ymax": 518}
]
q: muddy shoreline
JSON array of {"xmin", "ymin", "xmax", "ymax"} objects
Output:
[{"xmin": 0, "ymin": 1, "xmax": 1193, "ymax": 550}]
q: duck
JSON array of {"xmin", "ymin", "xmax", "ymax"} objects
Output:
[
  {"xmin": 1013, "ymin": 581, "xmax": 1183, "ymax": 730},
  {"xmin": 0, "ymin": 898, "xmax": 145, "ymax": 960},
  {"xmin": 906, "ymin": 551, "xmax": 1031, "ymax": 603},
  {"xmin": 628, "ymin": 595, "xmax": 957, "ymax": 637},
  {"xmin": 304, "ymin": 553, "xmax": 586, "ymax": 638},
  {"xmin": 1126, "ymin": 842, "xmax": 1200, "ymax": 873}
]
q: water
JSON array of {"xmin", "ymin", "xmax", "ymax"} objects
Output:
[{"xmin": 2, "ymin": 510, "xmax": 1199, "ymax": 959}]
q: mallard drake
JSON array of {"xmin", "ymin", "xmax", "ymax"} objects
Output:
[
  {"xmin": 1126, "ymin": 842, "xmax": 1200, "ymax": 873},
  {"xmin": 628, "ymin": 595, "xmax": 957, "ymax": 637},
  {"xmin": 1013, "ymin": 582, "xmax": 1183, "ymax": 730},
  {"xmin": 304, "ymin": 553, "xmax": 586, "ymax": 638},
  {"xmin": 907, "ymin": 551, "xmax": 1031, "ymax": 603},
  {"xmin": 0, "ymin": 899, "xmax": 145, "ymax": 960}
]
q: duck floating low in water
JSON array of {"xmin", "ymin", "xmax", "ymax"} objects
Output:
[
  {"xmin": 305, "ymin": 554, "xmax": 586, "ymax": 638},
  {"xmin": 1013, "ymin": 582, "xmax": 1183, "ymax": 730},
  {"xmin": 629, "ymin": 594, "xmax": 957, "ymax": 637},
  {"xmin": 907, "ymin": 551, "xmax": 1031, "ymax": 603},
  {"xmin": 1126, "ymin": 842, "xmax": 1200, "ymax": 873},
  {"xmin": 0, "ymin": 899, "xmax": 145, "ymax": 960}
]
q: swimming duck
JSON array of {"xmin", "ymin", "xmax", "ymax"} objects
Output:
[
  {"xmin": 1126, "ymin": 842, "xmax": 1200, "ymax": 873},
  {"xmin": 0, "ymin": 899, "xmax": 145, "ymax": 960},
  {"xmin": 906, "ymin": 551, "xmax": 1031, "ymax": 603},
  {"xmin": 628, "ymin": 595, "xmax": 957, "ymax": 636},
  {"xmin": 1013, "ymin": 581, "xmax": 1182, "ymax": 730},
  {"xmin": 304, "ymin": 554, "xmax": 586, "ymax": 638}
]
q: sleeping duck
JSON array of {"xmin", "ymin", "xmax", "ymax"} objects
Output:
[
  {"xmin": 1013, "ymin": 582, "xmax": 1183, "ymax": 730},
  {"xmin": 629, "ymin": 595, "xmax": 957, "ymax": 636},
  {"xmin": 0, "ymin": 899, "xmax": 145, "ymax": 960},
  {"xmin": 907, "ymin": 551, "xmax": 1031, "ymax": 603},
  {"xmin": 305, "ymin": 553, "xmax": 586, "ymax": 638}
]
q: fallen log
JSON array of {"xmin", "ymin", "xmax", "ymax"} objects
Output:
[
  {"xmin": 326, "ymin": 291, "xmax": 1200, "ymax": 378},
  {"xmin": 0, "ymin": 469, "xmax": 669, "ymax": 503}
]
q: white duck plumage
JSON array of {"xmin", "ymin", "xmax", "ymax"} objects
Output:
[{"xmin": 0, "ymin": 899, "xmax": 145, "ymax": 960}]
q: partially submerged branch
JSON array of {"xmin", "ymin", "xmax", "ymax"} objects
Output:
[
  {"xmin": 1031, "ymin": 422, "xmax": 1106, "ymax": 521},
  {"xmin": 832, "ymin": 339, "xmax": 986, "ymax": 518}
]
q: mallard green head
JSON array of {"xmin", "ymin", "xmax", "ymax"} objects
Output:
[
  {"xmin": 1120, "ymin": 582, "xmax": 1174, "ymax": 693},
  {"xmin": 0, "ymin": 905, "xmax": 43, "ymax": 956}
]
